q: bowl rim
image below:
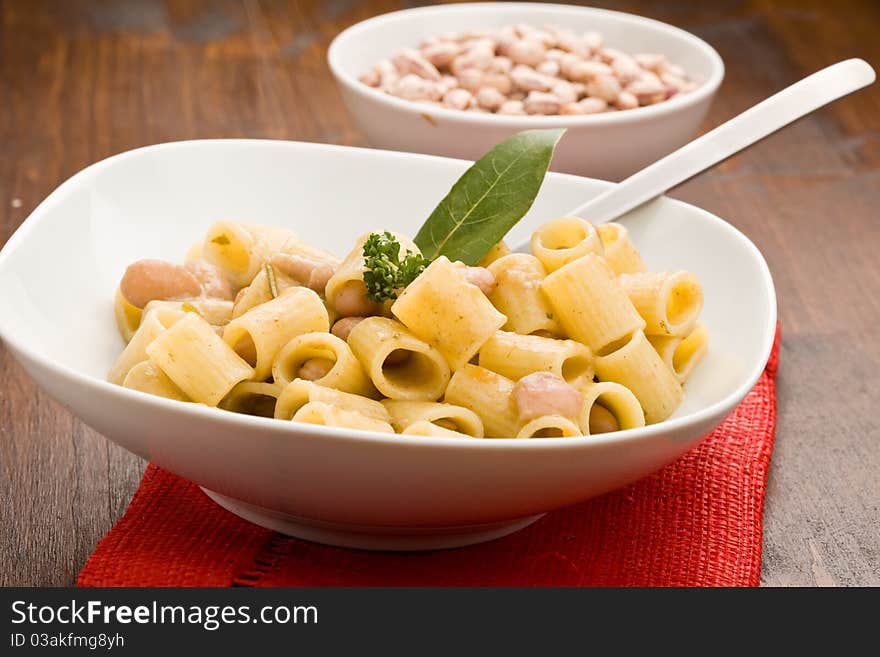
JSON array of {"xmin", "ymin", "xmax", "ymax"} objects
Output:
[
  {"xmin": 327, "ymin": 1, "xmax": 726, "ymax": 128},
  {"xmin": 0, "ymin": 138, "xmax": 776, "ymax": 452}
]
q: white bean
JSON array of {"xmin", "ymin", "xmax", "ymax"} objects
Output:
[
  {"xmin": 475, "ymin": 87, "xmax": 506, "ymax": 112},
  {"xmin": 392, "ymin": 47, "xmax": 441, "ymax": 81},
  {"xmin": 524, "ymin": 90, "xmax": 561, "ymax": 115},
  {"xmin": 497, "ymin": 99, "xmax": 526, "ymax": 115}
]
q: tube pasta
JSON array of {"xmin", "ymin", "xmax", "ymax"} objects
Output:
[
  {"xmin": 219, "ymin": 381, "xmax": 283, "ymax": 417},
  {"xmin": 347, "ymin": 317, "xmax": 450, "ymax": 401},
  {"xmin": 478, "ymin": 330, "xmax": 593, "ymax": 384},
  {"xmin": 402, "ymin": 420, "xmax": 476, "ymax": 438},
  {"xmin": 516, "ymin": 415, "xmax": 582, "ymax": 438},
  {"xmin": 648, "ymin": 322, "xmax": 709, "ymax": 384},
  {"xmin": 594, "ymin": 329, "xmax": 682, "ymax": 424},
  {"xmin": 122, "ymin": 360, "xmax": 188, "ymax": 401},
  {"xmin": 223, "ymin": 286, "xmax": 329, "ymax": 381},
  {"xmin": 293, "ymin": 402, "xmax": 394, "ymax": 434},
  {"xmin": 382, "ymin": 400, "xmax": 484, "ymax": 437},
  {"xmin": 146, "ymin": 313, "xmax": 254, "ymax": 406},
  {"xmin": 325, "ymin": 232, "xmax": 417, "ymax": 316},
  {"xmin": 477, "ymin": 241, "xmax": 511, "ymax": 267},
  {"xmin": 108, "ymin": 306, "xmax": 186, "ymax": 385},
  {"xmin": 530, "ymin": 217, "xmax": 603, "ymax": 273},
  {"xmin": 541, "ymin": 253, "xmax": 645, "ymax": 354},
  {"xmin": 144, "ymin": 298, "xmax": 234, "ymax": 327},
  {"xmin": 444, "ymin": 364, "xmax": 519, "ymax": 438},
  {"xmin": 274, "ymin": 378, "xmax": 390, "ymax": 422},
  {"xmin": 575, "ymin": 381, "xmax": 646, "ymax": 434},
  {"xmin": 232, "ymin": 265, "xmax": 297, "ymax": 319},
  {"xmin": 273, "ymin": 331, "xmax": 377, "ymax": 397},
  {"xmin": 619, "ymin": 271, "xmax": 703, "ymax": 337},
  {"xmin": 114, "ymin": 287, "xmax": 143, "ymax": 342},
  {"xmin": 392, "ymin": 256, "xmax": 506, "ymax": 370},
  {"xmin": 487, "ymin": 254, "xmax": 559, "ymax": 336},
  {"xmin": 596, "ymin": 223, "xmax": 646, "ymax": 275}
]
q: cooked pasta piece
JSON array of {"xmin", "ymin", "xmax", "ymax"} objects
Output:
[
  {"xmin": 219, "ymin": 381, "xmax": 284, "ymax": 417},
  {"xmin": 122, "ymin": 360, "xmax": 189, "ymax": 401},
  {"xmin": 392, "ymin": 256, "xmax": 506, "ymax": 370},
  {"xmin": 107, "ymin": 305, "xmax": 186, "ymax": 385},
  {"xmin": 382, "ymin": 400, "xmax": 484, "ymax": 437},
  {"xmin": 487, "ymin": 253, "xmax": 559, "ymax": 336},
  {"xmin": 593, "ymin": 329, "xmax": 682, "ymax": 424},
  {"xmin": 478, "ymin": 330, "xmax": 593, "ymax": 384},
  {"xmin": 223, "ymin": 286, "xmax": 329, "ymax": 381},
  {"xmin": 146, "ymin": 313, "xmax": 254, "ymax": 406},
  {"xmin": 619, "ymin": 270, "xmax": 703, "ymax": 337},
  {"xmin": 231, "ymin": 265, "xmax": 297, "ymax": 319},
  {"xmin": 293, "ymin": 401, "xmax": 394, "ymax": 434},
  {"xmin": 347, "ymin": 317, "xmax": 450, "ymax": 401},
  {"xmin": 144, "ymin": 298, "xmax": 234, "ymax": 327},
  {"xmin": 516, "ymin": 415, "xmax": 582, "ymax": 438},
  {"xmin": 401, "ymin": 420, "xmax": 477, "ymax": 438},
  {"xmin": 325, "ymin": 232, "xmax": 416, "ymax": 317},
  {"xmin": 596, "ymin": 222, "xmax": 646, "ymax": 275},
  {"xmin": 444, "ymin": 364, "xmax": 519, "ymax": 438},
  {"xmin": 530, "ymin": 216, "xmax": 603, "ymax": 273},
  {"xmin": 202, "ymin": 221, "xmax": 270, "ymax": 289},
  {"xmin": 477, "ymin": 240, "xmax": 511, "ymax": 267},
  {"xmin": 114, "ymin": 287, "xmax": 143, "ymax": 342},
  {"xmin": 541, "ymin": 253, "xmax": 645, "ymax": 354},
  {"xmin": 274, "ymin": 378, "xmax": 390, "ymax": 422},
  {"xmin": 575, "ymin": 381, "xmax": 646, "ymax": 435},
  {"xmin": 273, "ymin": 331, "xmax": 377, "ymax": 397},
  {"xmin": 648, "ymin": 322, "xmax": 709, "ymax": 384}
]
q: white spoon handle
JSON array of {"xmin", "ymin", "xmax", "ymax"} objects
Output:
[{"xmin": 566, "ymin": 58, "xmax": 875, "ymax": 225}]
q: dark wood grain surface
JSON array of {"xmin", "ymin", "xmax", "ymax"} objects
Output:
[{"xmin": 1, "ymin": 0, "xmax": 878, "ymax": 586}]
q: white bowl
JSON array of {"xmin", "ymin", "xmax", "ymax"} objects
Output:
[
  {"xmin": 0, "ymin": 140, "xmax": 775, "ymax": 550},
  {"xmin": 328, "ymin": 2, "xmax": 724, "ymax": 181}
]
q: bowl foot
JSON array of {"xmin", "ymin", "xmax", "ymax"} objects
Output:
[{"xmin": 201, "ymin": 488, "xmax": 544, "ymax": 551}]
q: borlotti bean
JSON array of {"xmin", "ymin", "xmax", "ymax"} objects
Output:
[{"xmin": 358, "ymin": 24, "xmax": 698, "ymax": 116}]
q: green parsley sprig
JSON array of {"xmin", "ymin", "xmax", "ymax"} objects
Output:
[{"xmin": 362, "ymin": 231, "xmax": 431, "ymax": 302}]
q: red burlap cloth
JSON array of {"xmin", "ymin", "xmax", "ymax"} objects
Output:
[{"xmin": 78, "ymin": 327, "xmax": 780, "ymax": 587}]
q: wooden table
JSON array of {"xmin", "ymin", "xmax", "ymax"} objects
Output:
[{"xmin": 1, "ymin": 0, "xmax": 877, "ymax": 586}]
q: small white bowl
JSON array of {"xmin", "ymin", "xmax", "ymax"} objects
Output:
[
  {"xmin": 328, "ymin": 2, "xmax": 725, "ymax": 181},
  {"xmin": 0, "ymin": 140, "xmax": 775, "ymax": 550}
]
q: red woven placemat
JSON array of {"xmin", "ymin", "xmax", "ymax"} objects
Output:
[{"xmin": 78, "ymin": 327, "xmax": 780, "ymax": 587}]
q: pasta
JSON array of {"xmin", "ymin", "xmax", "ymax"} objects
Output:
[
  {"xmin": 293, "ymin": 402, "xmax": 394, "ymax": 434},
  {"xmin": 530, "ymin": 216, "xmax": 603, "ymax": 273},
  {"xmin": 122, "ymin": 361, "xmax": 188, "ymax": 401},
  {"xmin": 273, "ymin": 331, "xmax": 376, "ymax": 397},
  {"xmin": 347, "ymin": 317, "xmax": 450, "ymax": 401},
  {"xmin": 444, "ymin": 364, "xmax": 520, "ymax": 438},
  {"xmin": 382, "ymin": 400, "xmax": 484, "ymax": 437},
  {"xmin": 593, "ymin": 330, "xmax": 683, "ymax": 424},
  {"xmin": 222, "ymin": 286, "xmax": 329, "ymax": 381},
  {"xmin": 487, "ymin": 254, "xmax": 559, "ymax": 336},
  {"xmin": 619, "ymin": 271, "xmax": 703, "ymax": 337},
  {"xmin": 596, "ymin": 222, "xmax": 646, "ymax": 275},
  {"xmin": 274, "ymin": 378, "xmax": 390, "ymax": 422},
  {"xmin": 648, "ymin": 322, "xmax": 709, "ymax": 384},
  {"xmin": 109, "ymin": 215, "xmax": 708, "ymax": 439},
  {"xmin": 478, "ymin": 330, "xmax": 593, "ymax": 385},
  {"xmin": 517, "ymin": 415, "xmax": 582, "ymax": 439},
  {"xmin": 575, "ymin": 381, "xmax": 646, "ymax": 435},
  {"xmin": 219, "ymin": 381, "xmax": 284, "ymax": 417},
  {"xmin": 391, "ymin": 256, "xmax": 506, "ymax": 370},
  {"xmin": 146, "ymin": 313, "xmax": 254, "ymax": 406},
  {"xmin": 541, "ymin": 253, "xmax": 646, "ymax": 354}
]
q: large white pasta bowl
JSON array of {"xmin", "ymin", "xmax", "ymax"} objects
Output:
[{"xmin": 0, "ymin": 140, "xmax": 776, "ymax": 550}]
